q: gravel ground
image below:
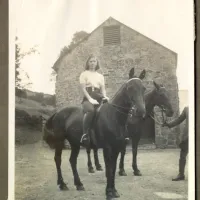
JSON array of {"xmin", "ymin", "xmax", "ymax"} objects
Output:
[{"xmin": 15, "ymin": 142, "xmax": 188, "ymax": 200}]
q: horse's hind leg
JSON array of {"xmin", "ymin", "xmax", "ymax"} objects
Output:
[
  {"xmin": 118, "ymin": 144, "xmax": 127, "ymax": 176},
  {"xmin": 54, "ymin": 143, "xmax": 68, "ymax": 190},
  {"xmin": 94, "ymin": 148, "xmax": 103, "ymax": 171},
  {"xmin": 132, "ymin": 135, "xmax": 142, "ymax": 176},
  {"xmin": 86, "ymin": 147, "xmax": 95, "ymax": 173},
  {"xmin": 69, "ymin": 145, "xmax": 84, "ymax": 191}
]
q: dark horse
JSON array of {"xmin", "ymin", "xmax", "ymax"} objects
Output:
[
  {"xmin": 85, "ymin": 68, "xmax": 174, "ymax": 177},
  {"xmin": 43, "ymin": 77, "xmax": 146, "ymax": 200},
  {"xmin": 118, "ymin": 80, "xmax": 174, "ymax": 177},
  {"xmin": 85, "ymin": 68, "xmax": 146, "ymax": 173}
]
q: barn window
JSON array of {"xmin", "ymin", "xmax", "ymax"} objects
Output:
[{"xmin": 103, "ymin": 25, "xmax": 121, "ymax": 46}]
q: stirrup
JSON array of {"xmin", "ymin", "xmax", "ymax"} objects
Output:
[{"xmin": 80, "ymin": 134, "xmax": 88, "ymax": 143}]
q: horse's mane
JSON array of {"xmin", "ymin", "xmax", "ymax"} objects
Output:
[
  {"xmin": 144, "ymin": 84, "xmax": 165, "ymax": 97},
  {"xmin": 109, "ymin": 83, "xmax": 126, "ymax": 102},
  {"xmin": 109, "ymin": 78, "xmax": 140, "ymax": 102},
  {"xmin": 144, "ymin": 87, "xmax": 155, "ymax": 96}
]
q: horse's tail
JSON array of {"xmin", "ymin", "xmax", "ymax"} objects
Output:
[{"xmin": 42, "ymin": 112, "xmax": 57, "ymax": 149}]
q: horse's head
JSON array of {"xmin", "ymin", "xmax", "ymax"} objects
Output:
[
  {"xmin": 153, "ymin": 81, "xmax": 174, "ymax": 117},
  {"xmin": 125, "ymin": 78, "xmax": 146, "ymax": 124}
]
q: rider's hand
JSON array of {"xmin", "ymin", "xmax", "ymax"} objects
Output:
[
  {"xmin": 162, "ymin": 122, "xmax": 170, "ymax": 128},
  {"xmin": 103, "ymin": 96, "xmax": 109, "ymax": 101},
  {"xmin": 89, "ymin": 98, "xmax": 99, "ymax": 105}
]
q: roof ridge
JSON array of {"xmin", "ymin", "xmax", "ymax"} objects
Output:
[{"xmin": 52, "ymin": 16, "xmax": 176, "ymax": 72}]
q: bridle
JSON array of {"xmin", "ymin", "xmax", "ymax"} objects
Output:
[
  {"xmin": 109, "ymin": 102, "xmax": 136, "ymax": 117},
  {"xmin": 149, "ymin": 106, "xmax": 168, "ymax": 125},
  {"xmin": 108, "ymin": 79, "xmax": 141, "ymax": 117},
  {"xmin": 147, "ymin": 86, "xmax": 171, "ymax": 126}
]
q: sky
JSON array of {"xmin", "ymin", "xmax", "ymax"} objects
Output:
[{"xmin": 11, "ymin": 0, "xmax": 194, "ymax": 94}]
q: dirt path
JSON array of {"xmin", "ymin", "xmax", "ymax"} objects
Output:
[{"xmin": 15, "ymin": 142, "xmax": 188, "ymax": 200}]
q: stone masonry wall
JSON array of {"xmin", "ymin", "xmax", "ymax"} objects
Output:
[{"xmin": 55, "ymin": 18, "xmax": 180, "ymax": 147}]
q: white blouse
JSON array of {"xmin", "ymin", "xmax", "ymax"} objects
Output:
[{"xmin": 79, "ymin": 70, "xmax": 105, "ymax": 89}]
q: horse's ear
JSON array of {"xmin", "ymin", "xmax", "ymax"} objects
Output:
[
  {"xmin": 138, "ymin": 69, "xmax": 146, "ymax": 80},
  {"xmin": 153, "ymin": 81, "xmax": 160, "ymax": 90},
  {"xmin": 129, "ymin": 67, "xmax": 135, "ymax": 79}
]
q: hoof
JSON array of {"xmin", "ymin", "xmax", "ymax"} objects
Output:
[
  {"xmin": 88, "ymin": 167, "xmax": 95, "ymax": 173},
  {"xmin": 134, "ymin": 170, "xmax": 142, "ymax": 176},
  {"xmin": 59, "ymin": 183, "xmax": 69, "ymax": 191},
  {"xmin": 96, "ymin": 165, "xmax": 103, "ymax": 171},
  {"xmin": 106, "ymin": 191, "xmax": 113, "ymax": 200},
  {"xmin": 112, "ymin": 189, "xmax": 120, "ymax": 198},
  {"xmin": 77, "ymin": 185, "xmax": 85, "ymax": 191},
  {"xmin": 119, "ymin": 170, "xmax": 127, "ymax": 176},
  {"xmin": 106, "ymin": 196, "xmax": 113, "ymax": 200}
]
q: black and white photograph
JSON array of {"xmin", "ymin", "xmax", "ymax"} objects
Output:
[{"xmin": 10, "ymin": 0, "xmax": 195, "ymax": 199}]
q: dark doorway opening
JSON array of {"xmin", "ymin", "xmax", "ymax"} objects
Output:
[{"xmin": 139, "ymin": 116, "xmax": 155, "ymax": 145}]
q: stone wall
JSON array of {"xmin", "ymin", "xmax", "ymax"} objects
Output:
[{"xmin": 55, "ymin": 18, "xmax": 180, "ymax": 147}]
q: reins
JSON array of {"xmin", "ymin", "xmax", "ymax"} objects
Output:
[
  {"xmin": 108, "ymin": 78, "xmax": 141, "ymax": 116},
  {"xmin": 149, "ymin": 107, "xmax": 167, "ymax": 125},
  {"xmin": 108, "ymin": 103, "xmax": 131, "ymax": 115}
]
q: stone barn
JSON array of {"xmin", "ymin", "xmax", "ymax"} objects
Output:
[{"xmin": 53, "ymin": 17, "xmax": 180, "ymax": 148}]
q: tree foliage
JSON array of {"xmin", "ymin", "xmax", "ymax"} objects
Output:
[
  {"xmin": 15, "ymin": 36, "xmax": 39, "ymax": 89},
  {"xmin": 60, "ymin": 31, "xmax": 89, "ymax": 57},
  {"xmin": 51, "ymin": 30, "xmax": 89, "ymax": 78},
  {"xmin": 27, "ymin": 93, "xmax": 56, "ymax": 106},
  {"xmin": 15, "ymin": 37, "xmax": 21, "ymax": 88}
]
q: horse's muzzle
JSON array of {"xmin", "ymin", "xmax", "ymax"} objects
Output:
[
  {"xmin": 166, "ymin": 109, "xmax": 174, "ymax": 117},
  {"xmin": 128, "ymin": 108, "xmax": 146, "ymax": 124},
  {"xmin": 136, "ymin": 107, "xmax": 146, "ymax": 119}
]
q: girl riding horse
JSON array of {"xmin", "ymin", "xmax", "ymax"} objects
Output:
[{"xmin": 80, "ymin": 54, "xmax": 126, "ymax": 145}]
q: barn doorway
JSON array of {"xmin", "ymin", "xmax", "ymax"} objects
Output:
[{"xmin": 139, "ymin": 116, "xmax": 155, "ymax": 145}]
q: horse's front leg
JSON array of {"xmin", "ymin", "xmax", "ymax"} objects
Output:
[
  {"xmin": 69, "ymin": 145, "xmax": 84, "ymax": 190},
  {"xmin": 103, "ymin": 146, "xmax": 113, "ymax": 200},
  {"xmin": 111, "ymin": 148, "xmax": 120, "ymax": 198},
  {"xmin": 103, "ymin": 146, "xmax": 120, "ymax": 200},
  {"xmin": 86, "ymin": 147, "xmax": 95, "ymax": 173},
  {"xmin": 94, "ymin": 148, "xmax": 103, "ymax": 171},
  {"xmin": 132, "ymin": 135, "xmax": 142, "ymax": 176},
  {"xmin": 54, "ymin": 144, "xmax": 68, "ymax": 190},
  {"xmin": 118, "ymin": 143, "xmax": 127, "ymax": 176}
]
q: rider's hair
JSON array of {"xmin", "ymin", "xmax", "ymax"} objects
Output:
[{"xmin": 85, "ymin": 54, "xmax": 100, "ymax": 71}]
